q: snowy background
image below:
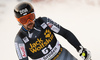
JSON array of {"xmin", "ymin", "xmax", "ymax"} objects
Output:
[{"xmin": 0, "ymin": 0, "xmax": 100, "ymax": 60}]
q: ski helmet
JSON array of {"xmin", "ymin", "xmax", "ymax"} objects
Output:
[{"xmin": 14, "ymin": 2, "xmax": 34, "ymax": 18}]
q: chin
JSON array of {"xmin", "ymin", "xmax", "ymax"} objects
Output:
[{"xmin": 27, "ymin": 27, "xmax": 33, "ymax": 30}]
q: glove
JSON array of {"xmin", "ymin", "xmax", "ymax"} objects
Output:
[{"xmin": 78, "ymin": 46, "xmax": 91, "ymax": 60}]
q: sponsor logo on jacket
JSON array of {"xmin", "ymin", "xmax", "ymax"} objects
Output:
[{"xmin": 29, "ymin": 29, "xmax": 54, "ymax": 53}]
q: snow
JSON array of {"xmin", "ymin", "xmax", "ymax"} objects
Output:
[{"xmin": 0, "ymin": 0, "xmax": 100, "ymax": 60}]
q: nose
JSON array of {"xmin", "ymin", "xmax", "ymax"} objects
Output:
[{"xmin": 27, "ymin": 19, "xmax": 32, "ymax": 23}]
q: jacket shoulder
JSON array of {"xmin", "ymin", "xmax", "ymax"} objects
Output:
[
  {"xmin": 14, "ymin": 29, "xmax": 25, "ymax": 43},
  {"xmin": 41, "ymin": 17, "xmax": 48, "ymax": 22}
]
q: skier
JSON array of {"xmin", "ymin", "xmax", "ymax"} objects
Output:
[{"xmin": 14, "ymin": 2, "xmax": 91, "ymax": 60}]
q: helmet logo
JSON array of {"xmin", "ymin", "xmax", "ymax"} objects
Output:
[{"xmin": 19, "ymin": 8, "xmax": 28, "ymax": 15}]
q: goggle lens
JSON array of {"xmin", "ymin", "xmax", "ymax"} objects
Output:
[{"xmin": 17, "ymin": 13, "xmax": 35, "ymax": 25}]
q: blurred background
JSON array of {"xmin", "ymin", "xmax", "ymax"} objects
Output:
[{"xmin": 0, "ymin": 0, "xmax": 100, "ymax": 60}]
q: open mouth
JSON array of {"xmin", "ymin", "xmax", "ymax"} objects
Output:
[{"xmin": 27, "ymin": 23, "xmax": 34, "ymax": 30}]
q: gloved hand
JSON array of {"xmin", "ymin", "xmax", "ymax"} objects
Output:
[{"xmin": 78, "ymin": 46, "xmax": 91, "ymax": 60}]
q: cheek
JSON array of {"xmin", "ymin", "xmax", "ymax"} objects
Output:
[
  {"xmin": 24, "ymin": 24, "xmax": 28, "ymax": 27},
  {"xmin": 23, "ymin": 25, "xmax": 27, "ymax": 28},
  {"xmin": 32, "ymin": 21, "xmax": 35, "ymax": 24},
  {"xmin": 31, "ymin": 21, "xmax": 35, "ymax": 26}
]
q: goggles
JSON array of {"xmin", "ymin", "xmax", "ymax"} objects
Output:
[{"xmin": 16, "ymin": 12, "xmax": 35, "ymax": 25}]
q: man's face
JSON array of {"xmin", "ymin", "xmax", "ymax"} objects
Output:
[
  {"xmin": 23, "ymin": 20, "xmax": 35, "ymax": 31},
  {"xmin": 16, "ymin": 12, "xmax": 35, "ymax": 30}
]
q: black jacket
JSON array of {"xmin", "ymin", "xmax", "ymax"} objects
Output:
[{"xmin": 14, "ymin": 17, "xmax": 81, "ymax": 60}]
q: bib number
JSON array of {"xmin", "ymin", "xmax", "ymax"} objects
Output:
[{"xmin": 42, "ymin": 44, "xmax": 52, "ymax": 54}]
